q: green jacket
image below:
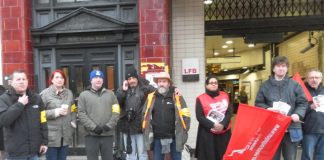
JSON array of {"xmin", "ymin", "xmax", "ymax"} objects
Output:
[
  {"xmin": 78, "ymin": 87, "xmax": 120, "ymax": 136},
  {"xmin": 142, "ymin": 91, "xmax": 191, "ymax": 152},
  {"xmin": 40, "ymin": 86, "xmax": 75, "ymax": 147}
]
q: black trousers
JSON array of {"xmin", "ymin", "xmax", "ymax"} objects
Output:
[{"xmin": 85, "ymin": 135, "xmax": 114, "ymax": 160}]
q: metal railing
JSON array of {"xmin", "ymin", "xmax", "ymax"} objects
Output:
[{"xmin": 205, "ymin": 0, "xmax": 324, "ymax": 21}]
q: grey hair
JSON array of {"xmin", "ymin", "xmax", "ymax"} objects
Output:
[{"xmin": 306, "ymin": 69, "xmax": 323, "ymax": 78}]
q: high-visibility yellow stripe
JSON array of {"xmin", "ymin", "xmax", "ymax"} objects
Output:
[
  {"xmin": 181, "ymin": 108, "xmax": 191, "ymax": 117},
  {"xmin": 142, "ymin": 92, "xmax": 154, "ymax": 129},
  {"xmin": 175, "ymin": 96, "xmax": 187, "ymax": 130},
  {"xmin": 112, "ymin": 104, "xmax": 120, "ymax": 114},
  {"xmin": 71, "ymin": 104, "xmax": 77, "ymax": 113},
  {"xmin": 40, "ymin": 111, "xmax": 47, "ymax": 123}
]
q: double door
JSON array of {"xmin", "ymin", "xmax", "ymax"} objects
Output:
[{"xmin": 37, "ymin": 45, "xmax": 138, "ymax": 154}]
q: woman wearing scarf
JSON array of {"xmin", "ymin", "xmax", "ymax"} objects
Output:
[
  {"xmin": 195, "ymin": 75, "xmax": 232, "ymax": 160},
  {"xmin": 40, "ymin": 70, "xmax": 76, "ymax": 160}
]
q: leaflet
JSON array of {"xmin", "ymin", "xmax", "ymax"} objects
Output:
[
  {"xmin": 313, "ymin": 95, "xmax": 324, "ymax": 112},
  {"xmin": 273, "ymin": 101, "xmax": 291, "ymax": 115}
]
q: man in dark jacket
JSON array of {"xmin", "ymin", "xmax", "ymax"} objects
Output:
[
  {"xmin": 301, "ymin": 69, "xmax": 324, "ymax": 160},
  {"xmin": 255, "ymin": 56, "xmax": 307, "ymax": 160},
  {"xmin": 142, "ymin": 72, "xmax": 190, "ymax": 160},
  {"xmin": 0, "ymin": 85, "xmax": 6, "ymax": 160},
  {"xmin": 116, "ymin": 68, "xmax": 155, "ymax": 160},
  {"xmin": 0, "ymin": 70, "xmax": 48, "ymax": 160}
]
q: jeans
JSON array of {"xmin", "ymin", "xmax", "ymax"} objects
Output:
[
  {"xmin": 153, "ymin": 138, "xmax": 181, "ymax": 160},
  {"xmin": 272, "ymin": 133, "xmax": 298, "ymax": 160},
  {"xmin": 123, "ymin": 134, "xmax": 148, "ymax": 160},
  {"xmin": 5, "ymin": 155, "xmax": 38, "ymax": 160},
  {"xmin": 302, "ymin": 133, "xmax": 324, "ymax": 160},
  {"xmin": 46, "ymin": 145, "xmax": 69, "ymax": 160}
]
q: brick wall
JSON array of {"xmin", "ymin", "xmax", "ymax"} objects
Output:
[
  {"xmin": 1, "ymin": 0, "xmax": 34, "ymax": 87},
  {"xmin": 138, "ymin": 0, "xmax": 170, "ymax": 75},
  {"xmin": 171, "ymin": 0, "xmax": 205, "ymax": 154}
]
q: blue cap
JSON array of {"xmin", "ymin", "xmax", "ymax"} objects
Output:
[{"xmin": 89, "ymin": 70, "xmax": 104, "ymax": 80}]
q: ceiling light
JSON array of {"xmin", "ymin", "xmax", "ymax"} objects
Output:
[
  {"xmin": 248, "ymin": 43, "xmax": 255, "ymax": 47},
  {"xmin": 213, "ymin": 52, "xmax": 219, "ymax": 56},
  {"xmin": 204, "ymin": 0, "xmax": 212, "ymax": 5},
  {"xmin": 228, "ymin": 49, "xmax": 234, "ymax": 52},
  {"xmin": 242, "ymin": 66, "xmax": 248, "ymax": 69},
  {"xmin": 223, "ymin": 69, "xmax": 228, "ymax": 71},
  {"xmin": 226, "ymin": 40, "xmax": 233, "ymax": 44},
  {"xmin": 222, "ymin": 45, "xmax": 228, "ymax": 48}
]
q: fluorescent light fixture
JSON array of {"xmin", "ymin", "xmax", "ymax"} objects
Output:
[
  {"xmin": 228, "ymin": 49, "xmax": 234, "ymax": 52},
  {"xmin": 248, "ymin": 43, "xmax": 255, "ymax": 47},
  {"xmin": 242, "ymin": 66, "xmax": 248, "ymax": 69},
  {"xmin": 204, "ymin": 0, "xmax": 212, "ymax": 5},
  {"xmin": 213, "ymin": 52, "xmax": 219, "ymax": 56},
  {"xmin": 226, "ymin": 40, "xmax": 233, "ymax": 44},
  {"xmin": 222, "ymin": 45, "xmax": 228, "ymax": 48},
  {"xmin": 223, "ymin": 69, "xmax": 228, "ymax": 71}
]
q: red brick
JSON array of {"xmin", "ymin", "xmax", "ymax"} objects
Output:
[
  {"xmin": 3, "ymin": 18, "xmax": 19, "ymax": 30},
  {"xmin": 141, "ymin": 46, "xmax": 154, "ymax": 57},
  {"xmin": 140, "ymin": 22, "xmax": 154, "ymax": 34},
  {"xmin": 12, "ymin": 30, "xmax": 21, "ymax": 40},
  {"xmin": 3, "ymin": 0, "xmax": 17, "ymax": 7},
  {"xmin": 2, "ymin": 7, "xmax": 11, "ymax": 17},
  {"xmin": 2, "ymin": 30, "xmax": 12, "ymax": 40},
  {"xmin": 145, "ymin": 9, "xmax": 165, "ymax": 22},
  {"xmin": 11, "ymin": 6, "xmax": 21, "ymax": 17},
  {"xmin": 154, "ymin": 45, "xmax": 168, "ymax": 57},
  {"xmin": 146, "ymin": 34, "xmax": 161, "ymax": 45},
  {"xmin": 4, "ymin": 40, "xmax": 21, "ymax": 52}
]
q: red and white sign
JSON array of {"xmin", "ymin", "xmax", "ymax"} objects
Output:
[{"xmin": 182, "ymin": 58, "xmax": 199, "ymax": 75}]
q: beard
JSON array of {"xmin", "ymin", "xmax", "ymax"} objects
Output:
[{"xmin": 157, "ymin": 86, "xmax": 169, "ymax": 95}]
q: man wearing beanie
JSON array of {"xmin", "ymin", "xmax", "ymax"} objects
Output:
[
  {"xmin": 116, "ymin": 68, "xmax": 156, "ymax": 160},
  {"xmin": 78, "ymin": 70, "xmax": 120, "ymax": 160}
]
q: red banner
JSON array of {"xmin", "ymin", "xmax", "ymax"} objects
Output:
[
  {"xmin": 292, "ymin": 72, "xmax": 313, "ymax": 102},
  {"xmin": 223, "ymin": 104, "xmax": 291, "ymax": 160}
]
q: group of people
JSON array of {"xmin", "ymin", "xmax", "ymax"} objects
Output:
[{"xmin": 0, "ymin": 55, "xmax": 323, "ymax": 160}]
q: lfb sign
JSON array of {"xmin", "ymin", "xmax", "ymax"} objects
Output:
[
  {"xmin": 182, "ymin": 58, "xmax": 199, "ymax": 82},
  {"xmin": 184, "ymin": 68, "xmax": 198, "ymax": 74}
]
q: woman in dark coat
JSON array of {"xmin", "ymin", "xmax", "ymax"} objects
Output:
[{"xmin": 195, "ymin": 75, "xmax": 232, "ymax": 160}]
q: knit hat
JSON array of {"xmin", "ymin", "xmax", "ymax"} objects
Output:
[
  {"xmin": 89, "ymin": 70, "xmax": 104, "ymax": 81},
  {"xmin": 125, "ymin": 68, "xmax": 138, "ymax": 80}
]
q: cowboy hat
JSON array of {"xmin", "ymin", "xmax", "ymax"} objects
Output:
[{"xmin": 153, "ymin": 72, "xmax": 172, "ymax": 83}]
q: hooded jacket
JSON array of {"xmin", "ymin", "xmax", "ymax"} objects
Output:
[
  {"xmin": 255, "ymin": 75, "xmax": 308, "ymax": 129},
  {"xmin": 0, "ymin": 87, "xmax": 48, "ymax": 158}
]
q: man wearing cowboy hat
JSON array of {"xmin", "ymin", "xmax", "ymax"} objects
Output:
[{"xmin": 142, "ymin": 72, "xmax": 191, "ymax": 160}]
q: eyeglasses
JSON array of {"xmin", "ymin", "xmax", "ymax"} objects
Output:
[
  {"xmin": 208, "ymin": 82, "xmax": 218, "ymax": 85},
  {"xmin": 308, "ymin": 77, "xmax": 322, "ymax": 80}
]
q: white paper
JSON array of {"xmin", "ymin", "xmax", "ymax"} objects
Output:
[
  {"xmin": 273, "ymin": 101, "xmax": 291, "ymax": 115},
  {"xmin": 313, "ymin": 95, "xmax": 324, "ymax": 112},
  {"xmin": 207, "ymin": 110, "xmax": 225, "ymax": 123}
]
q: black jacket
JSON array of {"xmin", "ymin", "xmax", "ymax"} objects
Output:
[
  {"xmin": 0, "ymin": 87, "xmax": 48, "ymax": 158},
  {"xmin": 151, "ymin": 88, "xmax": 176, "ymax": 138},
  {"xmin": 303, "ymin": 83, "xmax": 324, "ymax": 133},
  {"xmin": 116, "ymin": 77, "xmax": 155, "ymax": 134},
  {"xmin": 255, "ymin": 76, "xmax": 308, "ymax": 128},
  {"xmin": 0, "ymin": 85, "xmax": 6, "ymax": 150}
]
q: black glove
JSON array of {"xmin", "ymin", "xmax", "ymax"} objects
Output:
[
  {"xmin": 101, "ymin": 125, "xmax": 111, "ymax": 132},
  {"xmin": 93, "ymin": 126, "xmax": 103, "ymax": 135}
]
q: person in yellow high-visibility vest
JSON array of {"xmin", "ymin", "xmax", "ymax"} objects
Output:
[{"xmin": 142, "ymin": 72, "xmax": 190, "ymax": 160}]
